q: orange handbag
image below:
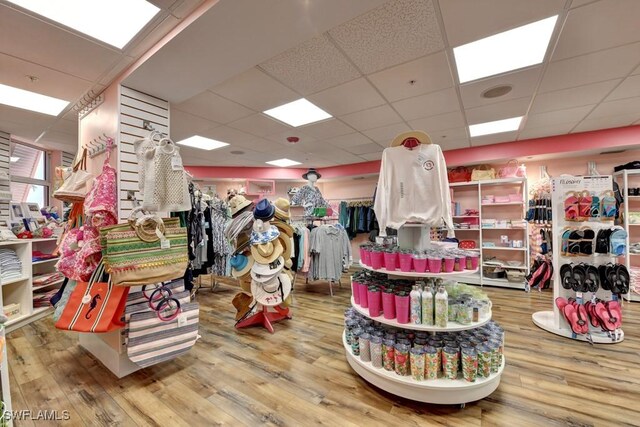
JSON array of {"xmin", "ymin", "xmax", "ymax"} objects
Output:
[{"xmin": 55, "ymin": 262, "xmax": 129, "ymax": 333}]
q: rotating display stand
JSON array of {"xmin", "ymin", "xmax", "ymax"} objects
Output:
[
  {"xmin": 359, "ymin": 262, "xmax": 479, "ymax": 278},
  {"xmin": 345, "ymin": 225, "xmax": 505, "ymax": 406},
  {"xmin": 531, "ymin": 176, "xmax": 624, "ymax": 344}
]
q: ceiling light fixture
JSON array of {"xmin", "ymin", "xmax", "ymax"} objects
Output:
[
  {"xmin": 453, "ymin": 15, "xmax": 558, "ymax": 83},
  {"xmin": 175, "ymin": 136, "xmax": 229, "ymax": 151},
  {"xmin": 9, "ymin": 157, "xmax": 19, "ymax": 163},
  {"xmin": 263, "ymin": 98, "xmax": 332, "ymax": 127},
  {"xmin": 6, "ymin": 0, "xmax": 160, "ymax": 49},
  {"xmin": 266, "ymin": 158, "xmax": 302, "ymax": 167},
  {"xmin": 469, "ymin": 116, "xmax": 523, "ymax": 137},
  {"xmin": 0, "ymin": 83, "xmax": 69, "ymax": 116}
]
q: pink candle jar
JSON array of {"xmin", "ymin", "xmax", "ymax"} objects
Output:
[
  {"xmin": 352, "ymin": 279, "xmax": 361, "ymax": 304},
  {"xmin": 395, "ymin": 292, "xmax": 410, "ymax": 324},
  {"xmin": 358, "ymin": 281, "xmax": 369, "ymax": 308},
  {"xmin": 382, "ymin": 289, "xmax": 396, "ymax": 319},
  {"xmin": 466, "ymin": 252, "xmax": 480, "ymax": 270},
  {"xmin": 455, "ymin": 255, "xmax": 466, "ymax": 271},
  {"xmin": 443, "ymin": 255, "xmax": 455, "ymax": 273},
  {"xmin": 370, "ymin": 247, "xmax": 384, "ymax": 270},
  {"xmin": 367, "ymin": 286, "xmax": 382, "ymax": 317},
  {"xmin": 398, "ymin": 250, "xmax": 413, "ymax": 272},
  {"xmin": 383, "ymin": 248, "xmax": 399, "ymax": 271},
  {"xmin": 413, "ymin": 252, "xmax": 428, "ymax": 273},
  {"xmin": 361, "ymin": 245, "xmax": 372, "ymax": 266},
  {"xmin": 427, "ymin": 256, "xmax": 443, "ymax": 273}
]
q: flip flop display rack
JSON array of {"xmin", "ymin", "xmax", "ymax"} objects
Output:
[
  {"xmin": 344, "ymin": 225, "xmax": 504, "ymax": 406},
  {"xmin": 532, "ymin": 175, "xmax": 625, "ymax": 344}
]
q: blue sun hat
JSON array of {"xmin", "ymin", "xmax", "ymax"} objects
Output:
[
  {"xmin": 250, "ymin": 219, "xmax": 280, "ymax": 245},
  {"xmin": 230, "ymin": 253, "xmax": 254, "ymax": 278}
]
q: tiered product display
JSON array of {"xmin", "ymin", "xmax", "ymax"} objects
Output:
[{"xmin": 532, "ymin": 175, "xmax": 625, "ymax": 343}]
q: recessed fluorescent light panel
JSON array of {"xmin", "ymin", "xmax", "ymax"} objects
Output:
[
  {"xmin": 263, "ymin": 98, "xmax": 332, "ymax": 127},
  {"xmin": 9, "ymin": 157, "xmax": 20, "ymax": 163},
  {"xmin": 266, "ymin": 158, "xmax": 302, "ymax": 167},
  {"xmin": 7, "ymin": 0, "xmax": 160, "ymax": 49},
  {"xmin": 453, "ymin": 15, "xmax": 558, "ymax": 83},
  {"xmin": 0, "ymin": 84, "xmax": 69, "ymax": 116},
  {"xmin": 469, "ymin": 116, "xmax": 523, "ymax": 137},
  {"xmin": 176, "ymin": 136, "xmax": 229, "ymax": 151}
]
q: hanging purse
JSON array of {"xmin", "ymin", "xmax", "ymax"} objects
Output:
[
  {"xmin": 102, "ymin": 209, "xmax": 188, "ymax": 286},
  {"xmin": 471, "ymin": 165, "xmax": 496, "ymax": 181},
  {"xmin": 448, "ymin": 166, "xmax": 472, "ymax": 183},
  {"xmin": 497, "ymin": 159, "xmax": 526, "ymax": 178},
  {"xmin": 55, "ymin": 262, "xmax": 129, "ymax": 333},
  {"xmin": 84, "ymin": 138, "xmax": 118, "ymax": 228},
  {"xmin": 53, "ymin": 148, "xmax": 93, "ymax": 203}
]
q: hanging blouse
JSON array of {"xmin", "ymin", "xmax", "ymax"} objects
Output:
[{"xmin": 291, "ymin": 184, "xmax": 329, "ymax": 216}]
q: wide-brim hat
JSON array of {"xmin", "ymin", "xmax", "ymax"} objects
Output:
[
  {"xmin": 251, "ymin": 273, "xmax": 292, "ymax": 307},
  {"xmin": 230, "ymin": 252, "xmax": 254, "ymax": 278},
  {"xmin": 253, "ymin": 198, "xmax": 275, "ymax": 221},
  {"xmin": 278, "ymin": 234, "xmax": 292, "ymax": 260},
  {"xmin": 251, "ymin": 255, "xmax": 285, "ymax": 282},
  {"xmin": 274, "ymin": 197, "xmax": 291, "ymax": 220},
  {"xmin": 250, "ymin": 239, "xmax": 284, "ymax": 265},
  {"xmin": 272, "ymin": 219, "xmax": 293, "ymax": 238},
  {"xmin": 232, "ymin": 292, "xmax": 253, "ymax": 320},
  {"xmin": 239, "ymin": 277, "xmax": 252, "ymax": 293},
  {"xmin": 390, "ymin": 130, "xmax": 432, "ymax": 148},
  {"xmin": 229, "ymin": 195, "xmax": 253, "ymax": 218},
  {"xmin": 250, "ymin": 223, "xmax": 280, "ymax": 246},
  {"xmin": 234, "ymin": 233, "xmax": 251, "ymax": 254},
  {"xmin": 302, "ymin": 168, "xmax": 321, "ymax": 180}
]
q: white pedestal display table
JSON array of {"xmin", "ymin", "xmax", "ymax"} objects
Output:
[
  {"xmin": 344, "ymin": 225, "xmax": 504, "ymax": 406},
  {"xmin": 532, "ymin": 176, "xmax": 624, "ymax": 343}
]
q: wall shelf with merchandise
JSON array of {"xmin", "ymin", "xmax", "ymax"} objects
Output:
[{"xmin": 613, "ymin": 169, "xmax": 640, "ymax": 302}]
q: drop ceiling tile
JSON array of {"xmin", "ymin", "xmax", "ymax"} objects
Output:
[
  {"xmin": 0, "ymin": 53, "xmax": 92, "ymax": 102},
  {"xmin": 606, "ymin": 75, "xmax": 640, "ymax": 101},
  {"xmin": 344, "ymin": 142, "xmax": 383, "ymax": 155},
  {"xmin": 359, "ymin": 151, "xmax": 383, "ymax": 161},
  {"xmin": 49, "ymin": 118, "xmax": 78, "ymax": 135},
  {"xmin": 407, "ymin": 111, "xmax": 466, "ymax": 133},
  {"xmin": 298, "ymin": 119, "xmax": 354, "ymax": 139},
  {"xmin": 553, "ymin": 0, "xmax": 640, "ymax": 61},
  {"xmin": 174, "ymin": 91, "xmax": 253, "ymax": 124},
  {"xmin": 211, "ymin": 67, "xmax": 299, "ymax": 111},
  {"xmin": 170, "ymin": 109, "xmax": 218, "ymax": 142},
  {"xmin": 572, "ymin": 114, "xmax": 639, "ymax": 133},
  {"xmin": 329, "ymin": 0, "xmax": 444, "ymax": 74},
  {"xmin": 368, "ymin": 52, "xmax": 453, "ymax": 102},
  {"xmin": 363, "ymin": 122, "xmax": 411, "ymax": 144},
  {"xmin": 525, "ymin": 105, "xmax": 594, "ymax": 128},
  {"xmin": 440, "ymin": 138, "xmax": 471, "ymax": 151},
  {"xmin": 470, "ymin": 131, "xmax": 519, "ymax": 147},
  {"xmin": 530, "ymin": 79, "xmax": 620, "ymax": 114},
  {"xmin": 228, "ymin": 114, "xmax": 292, "ymax": 137},
  {"xmin": 38, "ymin": 130, "xmax": 76, "ymax": 150},
  {"xmin": 571, "ymin": 0, "xmax": 598, "ymax": 8},
  {"xmin": 392, "ymin": 88, "xmax": 460, "ymax": 122},
  {"xmin": 259, "ymin": 34, "xmax": 360, "ymax": 95},
  {"xmin": 0, "ymin": 4, "xmax": 121, "ymax": 82},
  {"xmin": 0, "ymin": 105, "xmax": 56, "ymax": 139},
  {"xmin": 265, "ymin": 130, "xmax": 316, "ymax": 146},
  {"xmin": 439, "ymin": 0, "xmax": 564, "ymax": 47},
  {"xmin": 460, "ymin": 66, "xmax": 543, "ymax": 109},
  {"xmin": 429, "ymin": 128, "xmax": 468, "ymax": 145},
  {"xmin": 325, "ymin": 133, "xmax": 373, "ymax": 148},
  {"xmin": 307, "ymin": 78, "xmax": 385, "ymax": 116},
  {"xmin": 586, "ymin": 97, "xmax": 640, "ymax": 120},
  {"xmin": 465, "ymin": 97, "xmax": 531, "ymax": 124},
  {"xmin": 200, "ymin": 125, "xmax": 282, "ymax": 153},
  {"xmin": 518, "ymin": 122, "xmax": 577, "ymax": 140},
  {"xmin": 340, "ymin": 105, "xmax": 403, "ymax": 131},
  {"xmin": 540, "ymin": 42, "xmax": 640, "ymax": 92},
  {"xmin": 313, "ymin": 147, "xmax": 364, "ymax": 165}
]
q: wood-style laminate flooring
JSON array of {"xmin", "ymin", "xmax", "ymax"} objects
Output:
[{"xmin": 6, "ymin": 272, "xmax": 640, "ymax": 427}]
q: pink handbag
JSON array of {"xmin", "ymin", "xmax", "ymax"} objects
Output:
[{"xmin": 498, "ymin": 159, "xmax": 526, "ymax": 178}]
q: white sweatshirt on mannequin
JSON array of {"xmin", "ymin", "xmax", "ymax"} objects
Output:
[{"xmin": 373, "ymin": 144, "xmax": 454, "ymax": 236}]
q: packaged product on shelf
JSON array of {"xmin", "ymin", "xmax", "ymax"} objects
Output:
[
  {"xmin": 410, "ymin": 347, "xmax": 425, "ymax": 381},
  {"xmin": 461, "ymin": 347, "xmax": 478, "ymax": 382},
  {"xmin": 442, "ymin": 346, "xmax": 459, "ymax": 379},
  {"xmin": 351, "ymin": 328, "xmax": 363, "ymax": 356},
  {"xmin": 370, "ymin": 336, "xmax": 383, "ymax": 368},
  {"xmin": 395, "ymin": 291, "xmax": 410, "ymax": 324},
  {"xmin": 488, "ymin": 341, "xmax": 500, "ymax": 373},
  {"xmin": 345, "ymin": 319, "xmax": 358, "ymax": 345},
  {"xmin": 421, "ymin": 284, "xmax": 434, "ymax": 325},
  {"xmin": 359, "ymin": 333, "xmax": 371, "ymax": 362},
  {"xmin": 448, "ymin": 300, "xmax": 459, "ymax": 322},
  {"xmin": 394, "ymin": 343, "xmax": 410, "ymax": 376},
  {"xmin": 490, "ymin": 338, "xmax": 504, "ymax": 365},
  {"xmin": 410, "ymin": 285, "xmax": 422, "ymax": 324},
  {"xmin": 382, "ymin": 288, "xmax": 396, "ymax": 319},
  {"xmin": 367, "ymin": 286, "xmax": 382, "ymax": 317},
  {"xmin": 457, "ymin": 302, "xmax": 472, "ymax": 325},
  {"xmin": 382, "ymin": 339, "xmax": 395, "ymax": 371},
  {"xmin": 424, "ymin": 346, "xmax": 439, "ymax": 380},
  {"xmin": 435, "ymin": 285, "xmax": 448, "ymax": 327},
  {"xmin": 477, "ymin": 345, "xmax": 492, "ymax": 378}
]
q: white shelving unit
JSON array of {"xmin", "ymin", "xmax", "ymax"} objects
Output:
[
  {"xmin": 1, "ymin": 238, "xmax": 60, "ymax": 333},
  {"xmin": 347, "ymin": 225, "xmax": 505, "ymax": 405},
  {"xmin": 449, "ymin": 178, "xmax": 530, "ymax": 290},
  {"xmin": 613, "ymin": 169, "xmax": 640, "ymax": 302}
]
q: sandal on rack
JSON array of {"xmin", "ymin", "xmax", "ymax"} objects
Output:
[
  {"xmin": 583, "ymin": 265, "xmax": 600, "ymax": 293},
  {"xmin": 580, "ymin": 228, "xmax": 595, "ymax": 255},
  {"xmin": 563, "ymin": 303, "xmax": 589, "ymax": 335},
  {"xmin": 601, "ymin": 191, "xmax": 617, "ymax": 220},
  {"xmin": 564, "ymin": 192, "xmax": 580, "ymax": 221},
  {"xmin": 560, "ymin": 264, "xmax": 575, "ymax": 290},
  {"xmin": 578, "ymin": 191, "xmax": 593, "ymax": 220}
]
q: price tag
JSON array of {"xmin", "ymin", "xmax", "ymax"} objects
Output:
[
  {"xmin": 161, "ymin": 238, "xmax": 171, "ymax": 249},
  {"xmin": 177, "ymin": 313, "xmax": 187, "ymax": 327},
  {"xmin": 171, "ymin": 156, "xmax": 183, "ymax": 170}
]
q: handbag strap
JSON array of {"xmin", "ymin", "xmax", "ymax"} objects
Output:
[{"xmin": 73, "ymin": 148, "xmax": 88, "ymax": 172}]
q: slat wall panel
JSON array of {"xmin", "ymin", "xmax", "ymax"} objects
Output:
[
  {"xmin": 62, "ymin": 151, "xmax": 75, "ymax": 168},
  {"xmin": 118, "ymin": 87, "xmax": 169, "ymax": 221},
  {"xmin": 0, "ymin": 131, "xmax": 10, "ymax": 224}
]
